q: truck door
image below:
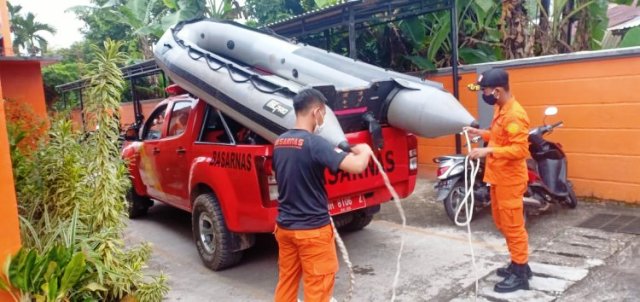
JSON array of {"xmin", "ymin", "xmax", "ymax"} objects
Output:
[
  {"xmin": 158, "ymin": 100, "xmax": 195, "ymax": 208},
  {"xmin": 138, "ymin": 104, "xmax": 169, "ymax": 201}
]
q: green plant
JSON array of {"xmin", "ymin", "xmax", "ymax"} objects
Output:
[
  {"xmin": 0, "ymin": 209, "xmax": 90, "ymax": 302},
  {"xmin": 5, "ymin": 40, "xmax": 168, "ymax": 301},
  {"xmin": 42, "ymin": 62, "xmax": 81, "ymax": 107},
  {"xmin": 531, "ymin": 0, "xmax": 606, "ymax": 54},
  {"xmin": 620, "ymin": 27, "xmax": 640, "ymax": 47},
  {"xmin": 396, "ymin": 0, "xmax": 502, "ymax": 70}
]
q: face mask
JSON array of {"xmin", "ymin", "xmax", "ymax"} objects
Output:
[
  {"xmin": 482, "ymin": 90, "xmax": 498, "ymax": 105},
  {"xmin": 314, "ymin": 109, "xmax": 326, "ymax": 134}
]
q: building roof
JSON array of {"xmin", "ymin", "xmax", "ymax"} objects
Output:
[
  {"xmin": 265, "ymin": 0, "xmax": 451, "ymax": 37},
  {"xmin": 608, "ymin": 4, "xmax": 640, "ymax": 29},
  {"xmin": 0, "ymin": 55, "xmax": 59, "ymax": 66}
]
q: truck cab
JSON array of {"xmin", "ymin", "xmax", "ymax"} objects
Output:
[{"xmin": 122, "ymin": 86, "xmax": 418, "ymax": 270}]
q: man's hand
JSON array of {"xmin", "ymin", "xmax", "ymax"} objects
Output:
[
  {"xmin": 469, "ymin": 147, "xmax": 492, "ymax": 159},
  {"xmin": 463, "ymin": 126, "xmax": 484, "ymax": 137},
  {"xmin": 340, "ymin": 144, "xmax": 373, "ymax": 174},
  {"xmin": 350, "ymin": 143, "xmax": 372, "ymax": 155}
]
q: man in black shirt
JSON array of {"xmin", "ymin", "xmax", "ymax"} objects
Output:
[{"xmin": 273, "ymin": 88, "xmax": 372, "ymax": 302}]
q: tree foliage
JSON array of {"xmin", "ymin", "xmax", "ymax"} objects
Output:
[{"xmin": 7, "ymin": 2, "xmax": 57, "ymax": 55}]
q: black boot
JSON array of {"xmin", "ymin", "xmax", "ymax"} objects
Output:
[
  {"xmin": 497, "ymin": 262, "xmax": 533, "ymax": 279},
  {"xmin": 494, "ymin": 263, "xmax": 530, "ymax": 293}
]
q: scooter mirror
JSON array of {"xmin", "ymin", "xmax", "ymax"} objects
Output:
[{"xmin": 544, "ymin": 106, "xmax": 558, "ymax": 116}]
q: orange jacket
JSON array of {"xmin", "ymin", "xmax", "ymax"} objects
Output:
[{"xmin": 481, "ymin": 97, "xmax": 530, "ymax": 185}]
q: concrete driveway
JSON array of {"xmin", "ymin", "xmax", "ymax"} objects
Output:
[{"xmin": 126, "ymin": 178, "xmax": 640, "ymax": 301}]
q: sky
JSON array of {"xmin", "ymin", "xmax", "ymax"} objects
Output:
[
  {"xmin": 7, "ymin": 0, "xmax": 248, "ymax": 50},
  {"xmin": 9, "ymin": 0, "xmax": 92, "ymax": 49}
]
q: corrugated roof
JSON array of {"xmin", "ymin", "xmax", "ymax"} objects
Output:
[
  {"xmin": 610, "ymin": 15, "xmax": 640, "ymax": 31},
  {"xmin": 265, "ymin": 0, "xmax": 360, "ymax": 28},
  {"xmin": 608, "ymin": 4, "xmax": 640, "ymax": 28}
]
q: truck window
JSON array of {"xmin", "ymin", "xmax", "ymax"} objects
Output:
[
  {"xmin": 167, "ymin": 101, "xmax": 193, "ymax": 137},
  {"xmin": 221, "ymin": 113, "xmax": 269, "ymax": 145},
  {"xmin": 198, "ymin": 105, "xmax": 233, "ymax": 144},
  {"xmin": 142, "ymin": 104, "xmax": 168, "ymax": 140}
]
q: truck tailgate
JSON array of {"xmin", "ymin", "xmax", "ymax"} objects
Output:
[{"xmin": 324, "ymin": 127, "xmax": 417, "ymax": 214}]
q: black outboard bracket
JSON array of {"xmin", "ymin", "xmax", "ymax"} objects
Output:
[{"xmin": 363, "ymin": 112, "xmax": 384, "ymax": 150}]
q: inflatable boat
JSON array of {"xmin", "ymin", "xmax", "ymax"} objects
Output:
[{"xmin": 154, "ymin": 19, "xmax": 475, "ymax": 150}]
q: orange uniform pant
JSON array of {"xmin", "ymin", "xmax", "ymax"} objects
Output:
[
  {"xmin": 274, "ymin": 223, "xmax": 338, "ymax": 302},
  {"xmin": 490, "ymin": 183, "xmax": 529, "ymax": 264}
]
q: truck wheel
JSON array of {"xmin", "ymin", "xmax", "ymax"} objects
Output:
[
  {"xmin": 339, "ymin": 211, "xmax": 374, "ymax": 232},
  {"xmin": 444, "ymin": 181, "xmax": 474, "ymax": 224},
  {"xmin": 126, "ymin": 187, "xmax": 151, "ymax": 219},
  {"xmin": 564, "ymin": 182, "xmax": 578, "ymax": 209},
  {"xmin": 192, "ymin": 193, "xmax": 243, "ymax": 271}
]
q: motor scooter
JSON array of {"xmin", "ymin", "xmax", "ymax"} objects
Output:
[{"xmin": 433, "ymin": 106, "xmax": 577, "ymax": 223}]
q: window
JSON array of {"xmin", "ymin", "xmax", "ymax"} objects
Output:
[
  {"xmin": 167, "ymin": 101, "xmax": 193, "ymax": 137},
  {"xmin": 143, "ymin": 105, "xmax": 168, "ymax": 140},
  {"xmin": 222, "ymin": 113, "xmax": 269, "ymax": 145},
  {"xmin": 198, "ymin": 105, "xmax": 232, "ymax": 144}
]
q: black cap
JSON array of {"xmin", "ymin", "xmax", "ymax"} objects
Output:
[{"xmin": 477, "ymin": 68, "xmax": 509, "ymax": 88}]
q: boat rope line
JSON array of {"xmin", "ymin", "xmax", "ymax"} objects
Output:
[
  {"xmin": 371, "ymin": 152, "xmax": 407, "ymax": 302},
  {"xmin": 329, "ymin": 151, "xmax": 407, "ymax": 302},
  {"xmin": 330, "ymin": 218, "xmax": 356, "ymax": 302},
  {"xmin": 457, "ymin": 129, "xmax": 481, "ymax": 300}
]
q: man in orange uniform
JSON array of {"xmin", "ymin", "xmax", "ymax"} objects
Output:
[
  {"xmin": 273, "ymin": 88, "xmax": 372, "ymax": 302},
  {"xmin": 466, "ymin": 68, "xmax": 533, "ymax": 293}
]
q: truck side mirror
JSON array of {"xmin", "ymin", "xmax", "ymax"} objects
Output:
[{"xmin": 124, "ymin": 127, "xmax": 138, "ymax": 141}]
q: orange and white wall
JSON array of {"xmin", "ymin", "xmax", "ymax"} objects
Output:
[{"xmin": 421, "ymin": 48, "xmax": 640, "ymax": 204}]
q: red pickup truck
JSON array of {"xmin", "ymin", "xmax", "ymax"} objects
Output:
[{"xmin": 121, "ymin": 86, "xmax": 418, "ymax": 270}]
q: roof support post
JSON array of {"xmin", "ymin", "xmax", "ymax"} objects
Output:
[
  {"xmin": 449, "ymin": 0, "xmax": 462, "ymax": 154},
  {"xmin": 348, "ymin": 6, "xmax": 356, "ymax": 59},
  {"xmin": 130, "ymin": 78, "xmax": 143, "ymax": 127},
  {"xmin": 78, "ymin": 90, "xmax": 86, "ymax": 132}
]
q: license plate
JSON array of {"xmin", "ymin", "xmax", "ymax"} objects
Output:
[
  {"xmin": 329, "ymin": 195, "xmax": 366, "ymax": 215},
  {"xmin": 435, "ymin": 179, "xmax": 452, "ymax": 189}
]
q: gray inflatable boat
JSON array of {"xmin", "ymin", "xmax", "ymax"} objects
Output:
[{"xmin": 154, "ymin": 19, "xmax": 475, "ymax": 150}]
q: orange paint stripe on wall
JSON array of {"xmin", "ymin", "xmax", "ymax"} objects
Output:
[
  {"xmin": 418, "ymin": 135, "xmax": 457, "ymax": 148},
  {"xmin": 566, "ymin": 153, "xmax": 640, "ymax": 185},
  {"xmin": 572, "ymin": 178, "xmax": 640, "ymax": 203},
  {"xmin": 549, "ymin": 129, "xmax": 640, "ymax": 156},
  {"xmin": 506, "ymin": 57, "xmax": 640, "ymax": 82},
  {"xmin": 0, "ymin": 100, "xmax": 22, "ymax": 300},
  {"xmin": 513, "ymin": 75, "xmax": 640, "ymax": 105},
  {"xmin": 522, "ymin": 103, "xmax": 640, "ymax": 129},
  {"xmin": 0, "ymin": 62, "xmax": 48, "ymax": 119},
  {"xmin": 417, "ymin": 145, "xmax": 457, "ymax": 165}
]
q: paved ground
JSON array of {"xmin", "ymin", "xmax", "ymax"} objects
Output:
[{"xmin": 126, "ymin": 178, "xmax": 640, "ymax": 301}]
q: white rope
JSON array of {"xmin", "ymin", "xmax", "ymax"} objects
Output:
[
  {"xmin": 330, "ymin": 218, "xmax": 355, "ymax": 302},
  {"xmin": 455, "ymin": 129, "xmax": 481, "ymax": 300},
  {"xmin": 331, "ymin": 144, "xmax": 473, "ymax": 302},
  {"xmin": 329, "ymin": 151, "xmax": 406, "ymax": 302},
  {"xmin": 370, "ymin": 152, "xmax": 406, "ymax": 302}
]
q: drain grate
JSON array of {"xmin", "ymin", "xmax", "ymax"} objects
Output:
[{"xmin": 578, "ymin": 213, "xmax": 640, "ymax": 235}]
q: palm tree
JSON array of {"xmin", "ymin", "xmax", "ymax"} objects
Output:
[
  {"xmin": 7, "ymin": 1, "xmax": 22, "ymax": 20},
  {"xmin": 11, "ymin": 12, "xmax": 56, "ymax": 55}
]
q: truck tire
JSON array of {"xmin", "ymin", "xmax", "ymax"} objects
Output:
[
  {"xmin": 339, "ymin": 210, "xmax": 374, "ymax": 232},
  {"xmin": 126, "ymin": 187, "xmax": 151, "ymax": 219},
  {"xmin": 192, "ymin": 193, "xmax": 243, "ymax": 271}
]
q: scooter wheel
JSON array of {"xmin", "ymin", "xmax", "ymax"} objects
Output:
[
  {"xmin": 565, "ymin": 182, "xmax": 578, "ymax": 209},
  {"xmin": 444, "ymin": 181, "xmax": 476, "ymax": 224}
]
